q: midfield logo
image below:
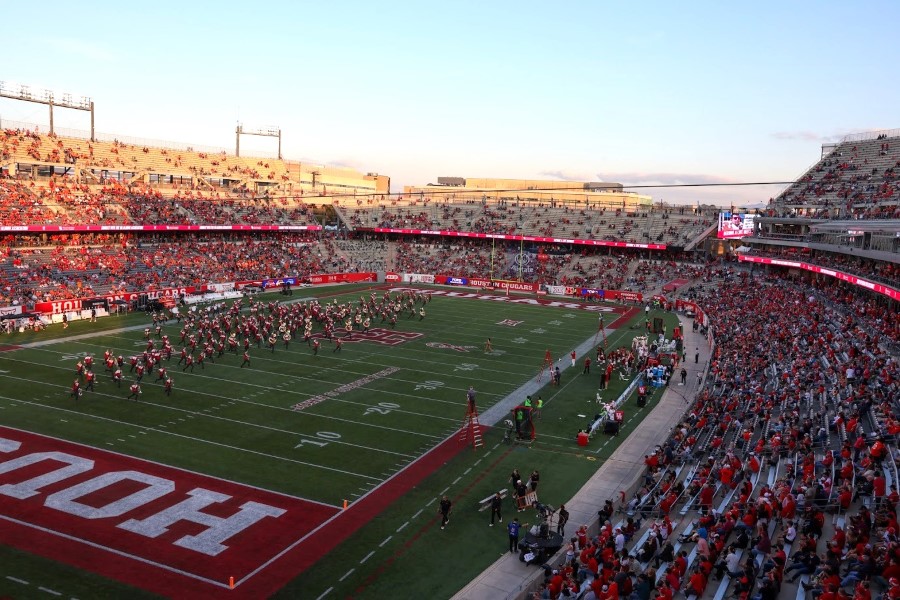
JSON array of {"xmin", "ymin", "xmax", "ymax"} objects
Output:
[{"xmin": 497, "ymin": 319, "xmax": 523, "ymax": 327}]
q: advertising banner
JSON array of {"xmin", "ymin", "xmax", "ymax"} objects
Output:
[
  {"xmin": 401, "ymin": 273, "xmax": 436, "ymax": 284},
  {"xmin": 617, "ymin": 291, "xmax": 644, "ymax": 303},
  {"xmin": 262, "ymin": 277, "xmax": 297, "ymax": 289},
  {"xmin": 0, "ymin": 306, "xmax": 23, "ymax": 317},
  {"xmin": 308, "ymin": 272, "xmax": 377, "ymax": 285}
]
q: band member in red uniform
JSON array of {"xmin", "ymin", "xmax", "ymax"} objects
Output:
[
  {"xmin": 130, "ymin": 355, "xmax": 139, "ymax": 372},
  {"xmin": 113, "ymin": 368, "xmax": 123, "ymax": 387},
  {"xmin": 128, "ymin": 383, "xmax": 141, "ymax": 401},
  {"xmin": 164, "ymin": 377, "xmax": 173, "ymax": 396},
  {"xmin": 85, "ymin": 370, "xmax": 96, "ymax": 391},
  {"xmin": 70, "ymin": 379, "xmax": 81, "ymax": 399},
  {"xmin": 135, "ymin": 364, "xmax": 145, "ymax": 382},
  {"xmin": 84, "ymin": 355, "xmax": 94, "ymax": 370},
  {"xmin": 333, "ymin": 338, "xmax": 343, "ymax": 352},
  {"xmin": 182, "ymin": 354, "xmax": 194, "ymax": 372},
  {"xmin": 157, "ymin": 366, "xmax": 167, "ymax": 381},
  {"xmin": 312, "ymin": 339, "xmax": 320, "ymax": 355},
  {"xmin": 75, "ymin": 360, "xmax": 85, "ymax": 378}
]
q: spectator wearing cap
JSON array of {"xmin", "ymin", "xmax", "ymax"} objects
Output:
[{"xmin": 547, "ymin": 569, "xmax": 564, "ymax": 598}]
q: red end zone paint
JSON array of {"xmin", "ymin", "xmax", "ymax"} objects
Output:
[
  {"xmin": 0, "ymin": 426, "xmax": 338, "ymax": 599},
  {"xmin": 0, "ymin": 345, "xmax": 21, "ymax": 352}
]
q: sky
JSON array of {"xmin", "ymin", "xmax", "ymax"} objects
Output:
[{"xmin": 2, "ymin": 1, "xmax": 898, "ymax": 206}]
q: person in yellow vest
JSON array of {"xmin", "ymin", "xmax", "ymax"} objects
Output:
[{"xmin": 533, "ymin": 396, "xmax": 543, "ymax": 419}]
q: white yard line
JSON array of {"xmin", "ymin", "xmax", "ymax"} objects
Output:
[{"xmin": 0, "ymin": 395, "xmax": 380, "ymax": 484}]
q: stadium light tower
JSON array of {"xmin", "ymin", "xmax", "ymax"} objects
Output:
[
  {"xmin": 0, "ymin": 81, "xmax": 95, "ymax": 140},
  {"xmin": 235, "ymin": 124, "xmax": 282, "ymax": 159}
]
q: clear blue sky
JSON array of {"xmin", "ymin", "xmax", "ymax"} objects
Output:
[{"xmin": 2, "ymin": 1, "xmax": 897, "ymax": 205}]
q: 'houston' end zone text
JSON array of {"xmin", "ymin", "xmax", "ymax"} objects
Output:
[{"xmin": 0, "ymin": 426, "xmax": 339, "ymax": 588}]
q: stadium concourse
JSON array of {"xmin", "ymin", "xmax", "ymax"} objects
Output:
[{"xmin": 457, "ymin": 271, "xmax": 900, "ymax": 600}]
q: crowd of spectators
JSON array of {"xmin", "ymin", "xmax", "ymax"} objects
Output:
[
  {"xmin": 771, "ymin": 134, "xmax": 900, "ymax": 220},
  {"xmin": 341, "ymin": 201, "xmax": 714, "ymax": 246},
  {"xmin": 0, "ymin": 233, "xmax": 350, "ymax": 308},
  {"xmin": 0, "ymin": 177, "xmax": 315, "ymax": 227},
  {"xmin": 535, "ymin": 272, "xmax": 899, "ymax": 600}
]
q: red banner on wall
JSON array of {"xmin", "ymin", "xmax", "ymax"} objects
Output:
[
  {"xmin": 467, "ymin": 278, "xmax": 539, "ymax": 292},
  {"xmin": 738, "ymin": 255, "xmax": 900, "ymax": 302},
  {"xmin": 307, "ymin": 272, "xmax": 377, "ymax": 285},
  {"xmin": 0, "ymin": 224, "xmax": 320, "ymax": 233},
  {"xmin": 34, "ymin": 286, "xmax": 203, "ymax": 315}
]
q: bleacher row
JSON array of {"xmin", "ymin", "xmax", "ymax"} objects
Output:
[
  {"xmin": 771, "ymin": 134, "xmax": 900, "ymax": 220},
  {"xmin": 0, "ymin": 178, "xmax": 317, "ymax": 227},
  {"xmin": 335, "ymin": 202, "xmax": 715, "ymax": 247},
  {"xmin": 530, "ymin": 273, "xmax": 899, "ymax": 600},
  {"xmin": 0, "ymin": 234, "xmax": 359, "ymax": 306},
  {"xmin": 2, "ymin": 227, "xmax": 729, "ymax": 309},
  {"xmin": 0, "ymin": 129, "xmax": 291, "ymax": 183}
]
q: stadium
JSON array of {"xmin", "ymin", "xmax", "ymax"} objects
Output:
[{"xmin": 1, "ymin": 11, "xmax": 900, "ymax": 600}]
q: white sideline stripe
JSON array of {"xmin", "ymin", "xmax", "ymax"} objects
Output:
[
  {"xmin": 436, "ymin": 490, "xmax": 447, "ymax": 498},
  {"xmin": 0, "ymin": 514, "xmax": 228, "ymax": 588},
  {"xmin": 0, "ymin": 395, "xmax": 379, "ymax": 485},
  {"xmin": 452, "ymin": 477, "xmax": 461, "ymax": 485},
  {"xmin": 464, "ymin": 468, "xmax": 472, "ymax": 475},
  {"xmin": 315, "ymin": 587, "xmax": 333, "ymax": 600},
  {"xmin": 338, "ymin": 568, "xmax": 355, "ymax": 582},
  {"xmin": 6, "ymin": 576, "xmax": 29, "ymax": 584},
  {"xmin": 412, "ymin": 509, "xmax": 424, "ymax": 519},
  {"xmin": 359, "ymin": 551, "xmax": 375, "ymax": 564},
  {"xmin": 378, "ymin": 535, "xmax": 392, "ymax": 547},
  {"xmin": 38, "ymin": 587, "xmax": 62, "ymax": 596},
  {"xmin": 396, "ymin": 521, "xmax": 409, "ymax": 532},
  {"xmin": 0, "ymin": 422, "xmax": 342, "ymax": 507}
]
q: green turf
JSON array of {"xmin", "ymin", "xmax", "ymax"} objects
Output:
[
  {"xmin": 0, "ymin": 544, "xmax": 162, "ymax": 600},
  {"xmin": 0, "ymin": 285, "xmax": 682, "ymax": 598}
]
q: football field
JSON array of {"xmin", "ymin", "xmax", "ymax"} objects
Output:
[{"xmin": 0, "ymin": 284, "xmax": 666, "ymax": 599}]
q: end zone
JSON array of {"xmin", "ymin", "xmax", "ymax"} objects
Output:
[{"xmin": 0, "ymin": 426, "xmax": 338, "ymax": 599}]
